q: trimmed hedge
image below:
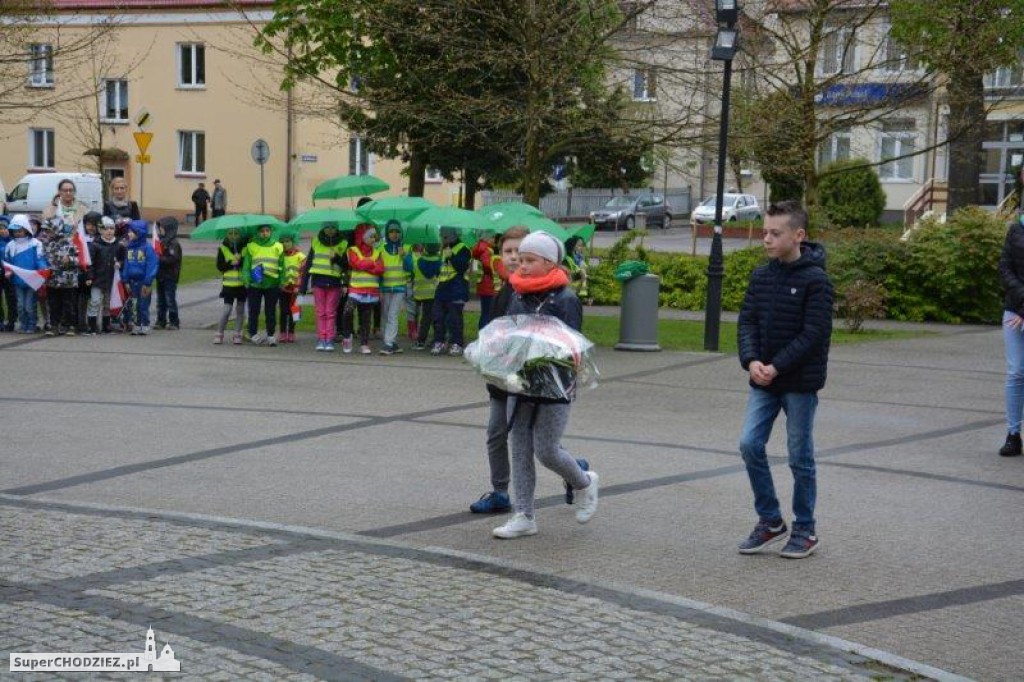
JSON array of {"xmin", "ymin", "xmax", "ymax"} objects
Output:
[{"xmin": 590, "ymin": 207, "xmax": 1006, "ymax": 324}]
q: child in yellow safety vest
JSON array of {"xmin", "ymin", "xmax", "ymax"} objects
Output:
[
  {"xmin": 300, "ymin": 222, "xmax": 348, "ymax": 352},
  {"xmin": 342, "ymin": 223, "xmax": 384, "ymax": 354},
  {"xmin": 404, "ymin": 242, "xmax": 442, "ymax": 351},
  {"xmin": 378, "ymin": 220, "xmax": 408, "ymax": 355},
  {"xmin": 278, "ymin": 234, "xmax": 305, "ymax": 344},
  {"xmin": 241, "ymin": 224, "xmax": 285, "ymax": 346},
  {"xmin": 213, "ymin": 228, "xmax": 246, "ymax": 345}
]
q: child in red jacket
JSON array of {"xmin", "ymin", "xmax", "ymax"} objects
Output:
[
  {"xmin": 342, "ymin": 223, "xmax": 384, "ymax": 354},
  {"xmin": 471, "ymin": 233, "xmax": 498, "ymax": 328}
]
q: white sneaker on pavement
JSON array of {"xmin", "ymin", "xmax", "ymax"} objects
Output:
[
  {"xmin": 493, "ymin": 513, "xmax": 538, "ymax": 539},
  {"xmin": 575, "ymin": 471, "xmax": 599, "ymax": 523}
]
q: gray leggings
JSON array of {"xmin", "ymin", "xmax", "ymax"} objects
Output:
[
  {"xmin": 487, "ymin": 394, "xmax": 577, "ymax": 494},
  {"xmin": 217, "ymin": 300, "xmax": 245, "ymax": 334},
  {"xmin": 507, "ymin": 398, "xmax": 590, "ymax": 518}
]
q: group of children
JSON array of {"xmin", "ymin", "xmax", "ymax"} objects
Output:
[
  {"xmin": 0, "ymin": 210, "xmax": 182, "ymax": 336},
  {"xmin": 216, "ymin": 219, "xmax": 590, "ymax": 354}
]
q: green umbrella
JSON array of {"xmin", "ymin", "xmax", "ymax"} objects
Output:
[
  {"xmin": 356, "ymin": 196, "xmax": 435, "ymax": 224},
  {"xmin": 406, "ymin": 206, "xmax": 489, "ymax": 246},
  {"xmin": 478, "ymin": 202, "xmax": 545, "ymax": 226},
  {"xmin": 288, "ymin": 208, "xmax": 362, "ymax": 234},
  {"xmin": 189, "ymin": 213, "xmax": 287, "ymax": 241},
  {"xmin": 312, "ymin": 174, "xmax": 389, "ymax": 202},
  {"xmin": 565, "ymin": 222, "xmax": 596, "ymax": 242},
  {"xmin": 500, "ymin": 213, "xmax": 571, "ymax": 242}
]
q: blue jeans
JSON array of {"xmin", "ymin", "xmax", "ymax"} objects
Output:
[
  {"xmin": 431, "ymin": 300, "xmax": 465, "ymax": 346},
  {"xmin": 156, "ymin": 280, "xmax": 179, "ymax": 326},
  {"xmin": 15, "ymin": 286, "xmax": 37, "ymax": 331},
  {"xmin": 128, "ymin": 281, "xmax": 151, "ymax": 327},
  {"xmin": 1003, "ymin": 310, "xmax": 1024, "ymax": 433},
  {"xmin": 739, "ymin": 387, "xmax": 819, "ymax": 531}
]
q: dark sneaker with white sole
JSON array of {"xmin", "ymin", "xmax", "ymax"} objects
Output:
[
  {"xmin": 780, "ymin": 531, "xmax": 820, "ymax": 559},
  {"xmin": 469, "ymin": 490, "xmax": 511, "ymax": 514},
  {"xmin": 738, "ymin": 519, "xmax": 788, "ymax": 554},
  {"xmin": 564, "ymin": 458, "xmax": 590, "ymax": 504}
]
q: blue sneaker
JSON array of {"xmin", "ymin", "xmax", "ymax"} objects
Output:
[
  {"xmin": 780, "ymin": 531, "xmax": 820, "ymax": 559},
  {"xmin": 565, "ymin": 458, "xmax": 590, "ymax": 504},
  {"xmin": 738, "ymin": 519, "xmax": 788, "ymax": 554},
  {"xmin": 470, "ymin": 491, "xmax": 511, "ymax": 514}
]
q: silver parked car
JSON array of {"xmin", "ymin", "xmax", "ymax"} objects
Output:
[
  {"xmin": 590, "ymin": 193, "xmax": 672, "ymax": 230},
  {"xmin": 690, "ymin": 193, "xmax": 761, "ymax": 226}
]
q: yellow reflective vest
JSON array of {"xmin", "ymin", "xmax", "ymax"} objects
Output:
[
  {"xmin": 411, "ymin": 253, "xmax": 440, "ymax": 301},
  {"xmin": 439, "ymin": 242, "xmax": 469, "ymax": 282},
  {"xmin": 219, "ymin": 245, "xmax": 243, "ymax": 288},
  {"xmin": 309, "ymin": 238, "xmax": 347, "ymax": 279},
  {"xmin": 380, "ymin": 245, "xmax": 408, "ymax": 291},
  {"xmin": 282, "ymin": 251, "xmax": 305, "ymax": 288},
  {"xmin": 245, "ymin": 241, "xmax": 284, "ymax": 287},
  {"xmin": 347, "ymin": 245, "xmax": 382, "ymax": 291}
]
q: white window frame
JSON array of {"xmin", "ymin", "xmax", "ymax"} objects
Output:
[
  {"xmin": 101, "ymin": 79, "xmax": 129, "ymax": 123},
  {"xmin": 348, "ymin": 136, "xmax": 372, "ymax": 175},
  {"xmin": 28, "ymin": 43, "xmax": 54, "ymax": 87},
  {"xmin": 177, "ymin": 130, "xmax": 205, "ymax": 175},
  {"xmin": 176, "ymin": 43, "xmax": 206, "ymax": 89},
  {"xmin": 631, "ymin": 67, "xmax": 656, "ymax": 101},
  {"xmin": 818, "ymin": 127, "xmax": 852, "ymax": 168},
  {"xmin": 29, "ymin": 128, "xmax": 55, "ymax": 169},
  {"xmin": 881, "ymin": 25, "xmax": 919, "ymax": 74},
  {"xmin": 425, "ymin": 166, "xmax": 443, "ymax": 183},
  {"xmin": 878, "ymin": 120, "xmax": 916, "ymax": 182},
  {"xmin": 985, "ymin": 52, "xmax": 1024, "ymax": 89},
  {"xmin": 818, "ymin": 25, "xmax": 855, "ymax": 76}
]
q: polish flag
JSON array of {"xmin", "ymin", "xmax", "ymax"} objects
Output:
[
  {"xmin": 291, "ymin": 298, "xmax": 302, "ymax": 322},
  {"xmin": 109, "ymin": 268, "xmax": 127, "ymax": 316},
  {"xmin": 73, "ymin": 220, "xmax": 92, "ymax": 270},
  {"xmin": 3, "ymin": 262, "xmax": 51, "ymax": 291},
  {"xmin": 152, "ymin": 222, "xmax": 163, "ymax": 257}
]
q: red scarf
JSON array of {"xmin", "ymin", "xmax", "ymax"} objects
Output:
[{"xmin": 509, "ymin": 267, "xmax": 569, "ymax": 294}]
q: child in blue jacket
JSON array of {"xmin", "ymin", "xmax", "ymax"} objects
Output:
[
  {"xmin": 121, "ymin": 220, "xmax": 158, "ymax": 335},
  {"xmin": 2, "ymin": 215, "xmax": 48, "ymax": 333}
]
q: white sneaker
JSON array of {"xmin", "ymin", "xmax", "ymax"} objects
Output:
[
  {"xmin": 493, "ymin": 513, "xmax": 538, "ymax": 539},
  {"xmin": 575, "ymin": 471, "xmax": 599, "ymax": 523},
  {"xmin": 266, "ymin": 335, "xmax": 278, "ymax": 347},
  {"xmin": 251, "ymin": 333, "xmax": 265, "ymax": 346}
]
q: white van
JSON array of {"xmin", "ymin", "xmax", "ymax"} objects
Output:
[{"xmin": 4, "ymin": 172, "xmax": 104, "ymax": 216}]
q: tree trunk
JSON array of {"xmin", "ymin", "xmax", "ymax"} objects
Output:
[
  {"xmin": 523, "ymin": 126, "xmax": 542, "ymax": 207},
  {"xmin": 945, "ymin": 71, "xmax": 985, "ymax": 213},
  {"xmin": 463, "ymin": 170, "xmax": 480, "ymax": 210},
  {"xmin": 407, "ymin": 149, "xmax": 426, "ymax": 197}
]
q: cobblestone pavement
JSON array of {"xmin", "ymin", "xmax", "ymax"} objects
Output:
[
  {"xmin": 1, "ymin": 278, "xmax": 1020, "ymax": 680},
  {"xmin": 1, "ymin": 501, "xmax": 951, "ymax": 681}
]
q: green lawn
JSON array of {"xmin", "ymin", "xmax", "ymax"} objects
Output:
[
  {"xmin": 180, "ymin": 255, "xmax": 220, "ymax": 285},
  {"xmin": 182, "ymin": 256, "xmax": 925, "ymax": 351}
]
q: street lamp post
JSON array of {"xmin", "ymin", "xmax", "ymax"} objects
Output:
[{"xmin": 704, "ymin": 1, "xmax": 741, "ymax": 352}]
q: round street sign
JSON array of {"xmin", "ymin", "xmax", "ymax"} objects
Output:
[{"xmin": 251, "ymin": 139, "xmax": 270, "ymax": 165}]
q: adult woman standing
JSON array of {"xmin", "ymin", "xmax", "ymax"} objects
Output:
[
  {"xmin": 103, "ymin": 177, "xmax": 141, "ymax": 241},
  {"xmin": 998, "ymin": 196, "xmax": 1024, "ymax": 457},
  {"xmin": 42, "ymin": 178, "xmax": 89, "ymax": 231}
]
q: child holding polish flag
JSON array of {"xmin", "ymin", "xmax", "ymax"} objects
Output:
[{"xmin": 1, "ymin": 215, "xmax": 49, "ymax": 333}]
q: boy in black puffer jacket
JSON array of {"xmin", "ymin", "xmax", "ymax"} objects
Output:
[
  {"xmin": 736, "ymin": 200, "xmax": 833, "ymax": 560},
  {"xmin": 88, "ymin": 216, "xmax": 126, "ymax": 333},
  {"xmin": 155, "ymin": 216, "xmax": 182, "ymax": 330}
]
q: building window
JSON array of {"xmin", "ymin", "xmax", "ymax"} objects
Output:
[
  {"xmin": 348, "ymin": 136, "xmax": 371, "ymax": 175},
  {"xmin": 30, "ymin": 128, "xmax": 55, "ymax": 169},
  {"xmin": 101, "ymin": 79, "xmax": 129, "ymax": 122},
  {"xmin": 632, "ymin": 67, "xmax": 656, "ymax": 101},
  {"xmin": 818, "ymin": 127, "xmax": 851, "ymax": 168},
  {"xmin": 819, "ymin": 26, "xmax": 855, "ymax": 76},
  {"xmin": 881, "ymin": 26, "xmax": 918, "ymax": 73},
  {"xmin": 879, "ymin": 120, "xmax": 916, "ymax": 181},
  {"xmin": 177, "ymin": 130, "xmax": 205, "ymax": 174},
  {"xmin": 985, "ymin": 52, "xmax": 1024, "ymax": 89},
  {"xmin": 177, "ymin": 43, "xmax": 205, "ymax": 88},
  {"xmin": 425, "ymin": 167, "xmax": 443, "ymax": 183},
  {"xmin": 28, "ymin": 43, "xmax": 54, "ymax": 86}
]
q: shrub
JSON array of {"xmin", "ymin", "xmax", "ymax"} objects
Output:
[
  {"xmin": 836, "ymin": 280, "xmax": 887, "ymax": 332},
  {"xmin": 817, "ymin": 158, "xmax": 886, "ymax": 227},
  {"xmin": 903, "ymin": 206, "xmax": 1005, "ymax": 323}
]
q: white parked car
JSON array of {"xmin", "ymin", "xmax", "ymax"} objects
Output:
[{"xmin": 690, "ymin": 193, "xmax": 761, "ymax": 226}]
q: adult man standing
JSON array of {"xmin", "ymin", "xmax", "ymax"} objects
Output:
[
  {"xmin": 191, "ymin": 183, "xmax": 210, "ymax": 225},
  {"xmin": 212, "ymin": 179, "xmax": 228, "ymax": 217}
]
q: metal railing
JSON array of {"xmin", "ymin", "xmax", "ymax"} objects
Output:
[{"xmin": 902, "ymin": 178, "xmax": 948, "ymax": 227}]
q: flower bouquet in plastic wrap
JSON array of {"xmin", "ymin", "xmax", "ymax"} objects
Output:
[{"xmin": 464, "ymin": 314, "xmax": 599, "ymax": 401}]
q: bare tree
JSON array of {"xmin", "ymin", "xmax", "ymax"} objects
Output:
[{"xmin": 0, "ymin": 1, "xmax": 118, "ymax": 123}]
